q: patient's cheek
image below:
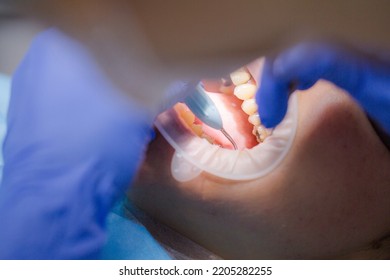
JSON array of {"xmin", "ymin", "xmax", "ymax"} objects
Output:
[
  {"xmin": 288, "ymin": 82, "xmax": 374, "ymax": 188},
  {"xmin": 267, "ymin": 83, "xmax": 390, "ymax": 249},
  {"xmin": 295, "ymin": 82, "xmax": 371, "ymax": 165},
  {"xmin": 132, "ymin": 78, "xmax": 390, "ymax": 259}
]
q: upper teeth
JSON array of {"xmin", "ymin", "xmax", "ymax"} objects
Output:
[
  {"xmin": 248, "ymin": 113, "xmax": 260, "ymax": 126},
  {"xmin": 233, "ymin": 83, "xmax": 257, "ymax": 100},
  {"xmin": 256, "ymin": 125, "xmax": 272, "ymax": 142},
  {"xmin": 241, "ymin": 98, "xmax": 258, "ymax": 115},
  {"xmin": 230, "ymin": 67, "xmax": 272, "ymax": 144},
  {"xmin": 230, "ymin": 68, "xmax": 251, "ymax": 86}
]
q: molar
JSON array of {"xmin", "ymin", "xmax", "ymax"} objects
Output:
[{"xmin": 256, "ymin": 125, "xmax": 272, "ymax": 142}]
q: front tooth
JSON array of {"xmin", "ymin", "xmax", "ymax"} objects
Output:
[
  {"xmin": 248, "ymin": 113, "xmax": 261, "ymax": 126},
  {"xmin": 241, "ymin": 98, "xmax": 258, "ymax": 115},
  {"xmin": 234, "ymin": 84, "xmax": 257, "ymax": 100},
  {"xmin": 230, "ymin": 68, "xmax": 251, "ymax": 85}
]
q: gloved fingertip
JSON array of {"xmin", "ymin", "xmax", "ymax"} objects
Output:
[
  {"xmin": 261, "ymin": 116, "xmax": 279, "ymax": 129},
  {"xmin": 255, "ymin": 92, "xmax": 276, "ymax": 129},
  {"xmin": 258, "ymin": 103, "xmax": 286, "ymax": 128},
  {"xmin": 256, "ymin": 59, "xmax": 289, "ymax": 129}
]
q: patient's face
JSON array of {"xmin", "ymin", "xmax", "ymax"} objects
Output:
[{"xmin": 128, "ymin": 61, "xmax": 390, "ymax": 259}]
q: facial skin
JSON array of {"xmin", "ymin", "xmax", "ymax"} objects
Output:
[
  {"xmin": 8, "ymin": 0, "xmax": 390, "ymax": 108},
  {"xmin": 129, "ymin": 78, "xmax": 390, "ymax": 259}
]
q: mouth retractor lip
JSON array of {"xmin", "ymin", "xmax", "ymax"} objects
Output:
[{"xmin": 154, "ymin": 92, "xmax": 298, "ymax": 182}]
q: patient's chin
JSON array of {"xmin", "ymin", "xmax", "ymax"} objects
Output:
[{"xmin": 129, "ymin": 81, "xmax": 390, "ymax": 259}]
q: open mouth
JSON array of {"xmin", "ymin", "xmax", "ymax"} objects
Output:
[
  {"xmin": 155, "ymin": 58, "xmax": 298, "ymax": 181},
  {"xmin": 173, "ymin": 65, "xmax": 272, "ymax": 150}
]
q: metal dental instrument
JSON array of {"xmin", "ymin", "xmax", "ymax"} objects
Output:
[
  {"xmin": 220, "ymin": 128, "xmax": 238, "ymax": 150},
  {"xmin": 184, "ymin": 83, "xmax": 238, "ymax": 150}
]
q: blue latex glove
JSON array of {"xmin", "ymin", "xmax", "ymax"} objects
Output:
[
  {"xmin": 256, "ymin": 43, "xmax": 390, "ymax": 134},
  {"xmin": 0, "ymin": 29, "xmax": 154, "ymax": 259},
  {"xmin": 0, "ymin": 74, "xmax": 170, "ymax": 260},
  {"xmin": 0, "ymin": 74, "xmax": 11, "ymax": 184}
]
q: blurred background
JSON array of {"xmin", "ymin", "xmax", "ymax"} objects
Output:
[{"xmin": 0, "ymin": 6, "xmax": 44, "ymax": 75}]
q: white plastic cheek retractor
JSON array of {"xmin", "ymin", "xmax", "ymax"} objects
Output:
[{"xmin": 154, "ymin": 92, "xmax": 299, "ymax": 182}]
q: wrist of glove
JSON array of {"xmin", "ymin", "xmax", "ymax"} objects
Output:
[
  {"xmin": 0, "ymin": 29, "xmax": 154, "ymax": 259},
  {"xmin": 256, "ymin": 42, "xmax": 390, "ymax": 134}
]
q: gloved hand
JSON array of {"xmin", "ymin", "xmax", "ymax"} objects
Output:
[
  {"xmin": 0, "ymin": 29, "xmax": 154, "ymax": 259},
  {"xmin": 256, "ymin": 43, "xmax": 390, "ymax": 134}
]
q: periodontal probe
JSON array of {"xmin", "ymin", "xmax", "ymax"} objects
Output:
[{"xmin": 184, "ymin": 83, "xmax": 238, "ymax": 150}]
